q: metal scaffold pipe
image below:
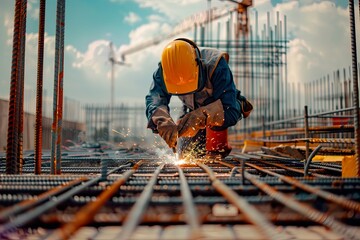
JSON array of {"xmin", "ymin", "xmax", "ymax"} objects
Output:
[
  {"xmin": 35, "ymin": 0, "xmax": 46, "ymax": 175},
  {"xmin": 349, "ymin": 0, "xmax": 360, "ymax": 176}
]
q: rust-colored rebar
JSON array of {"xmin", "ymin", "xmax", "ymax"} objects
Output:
[
  {"xmin": 175, "ymin": 164, "xmax": 202, "ymax": 239},
  {"xmin": 55, "ymin": 0, "xmax": 66, "ymax": 174},
  {"xmin": 0, "ymin": 177, "xmax": 86, "ymax": 222},
  {"xmin": 218, "ymin": 159, "xmax": 359, "ymax": 239},
  {"xmin": 245, "ymin": 153, "xmax": 326, "ymax": 178},
  {"xmin": 51, "ymin": 0, "xmax": 66, "ymax": 174},
  {"xmin": 50, "ymin": 161, "xmax": 141, "ymax": 240},
  {"xmin": 117, "ymin": 163, "xmax": 165, "ymax": 240},
  {"xmin": 6, "ymin": 0, "xmax": 26, "ymax": 174},
  {"xmin": 35, "ymin": 0, "xmax": 46, "ymax": 175},
  {"xmin": 245, "ymin": 173, "xmax": 360, "ymax": 240},
  {"xmin": 349, "ymin": 0, "xmax": 360, "ymax": 176},
  {"xmin": 238, "ymin": 160, "xmax": 360, "ymax": 213},
  {"xmin": 197, "ymin": 162, "xmax": 281, "ymax": 240},
  {"xmin": 16, "ymin": 0, "xmax": 27, "ymax": 175}
]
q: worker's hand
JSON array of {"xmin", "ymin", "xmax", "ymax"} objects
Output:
[
  {"xmin": 241, "ymin": 98, "xmax": 253, "ymax": 118},
  {"xmin": 237, "ymin": 93, "xmax": 253, "ymax": 118},
  {"xmin": 177, "ymin": 99, "xmax": 224, "ymax": 137},
  {"xmin": 151, "ymin": 106, "xmax": 178, "ymax": 148}
]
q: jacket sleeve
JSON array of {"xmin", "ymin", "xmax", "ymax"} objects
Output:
[
  {"xmin": 145, "ymin": 64, "xmax": 172, "ymax": 132},
  {"xmin": 210, "ymin": 57, "xmax": 241, "ymax": 130}
]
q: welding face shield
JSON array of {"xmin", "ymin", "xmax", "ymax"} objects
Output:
[{"xmin": 161, "ymin": 38, "xmax": 204, "ymax": 95}]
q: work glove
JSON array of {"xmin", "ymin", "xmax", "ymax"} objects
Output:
[
  {"xmin": 241, "ymin": 99, "xmax": 253, "ymax": 118},
  {"xmin": 177, "ymin": 99, "xmax": 224, "ymax": 138},
  {"xmin": 151, "ymin": 106, "xmax": 178, "ymax": 148},
  {"xmin": 237, "ymin": 92, "xmax": 253, "ymax": 118}
]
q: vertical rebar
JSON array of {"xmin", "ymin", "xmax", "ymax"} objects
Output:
[
  {"xmin": 17, "ymin": 0, "xmax": 27, "ymax": 174},
  {"xmin": 6, "ymin": 0, "xmax": 25, "ymax": 174},
  {"xmin": 275, "ymin": 12, "xmax": 280, "ymax": 121},
  {"xmin": 344, "ymin": 69, "xmax": 349, "ymax": 108},
  {"xmin": 284, "ymin": 15, "xmax": 288, "ymax": 117},
  {"xmin": 242, "ymin": 9, "xmax": 248, "ymax": 134},
  {"xmin": 110, "ymin": 42, "xmax": 114, "ymax": 143},
  {"xmin": 304, "ymin": 105, "xmax": 309, "ymax": 159},
  {"xmin": 200, "ymin": 25, "xmax": 205, "ymax": 46},
  {"xmin": 217, "ymin": 22, "xmax": 220, "ymax": 49},
  {"xmin": 55, "ymin": 0, "xmax": 66, "ymax": 175},
  {"xmin": 349, "ymin": 0, "xmax": 360, "ymax": 176},
  {"xmin": 348, "ymin": 67, "xmax": 352, "ymax": 107},
  {"xmin": 35, "ymin": 0, "xmax": 46, "ymax": 175},
  {"xmin": 50, "ymin": 0, "xmax": 64, "ymax": 174},
  {"xmin": 327, "ymin": 74, "xmax": 331, "ymax": 111},
  {"xmin": 193, "ymin": 23, "xmax": 197, "ymax": 42},
  {"xmin": 322, "ymin": 76, "xmax": 326, "ymax": 111},
  {"xmin": 250, "ymin": 25, "xmax": 254, "ymax": 129},
  {"xmin": 267, "ymin": 13, "xmax": 271, "ymax": 121}
]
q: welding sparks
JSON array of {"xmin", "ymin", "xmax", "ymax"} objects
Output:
[
  {"xmin": 174, "ymin": 159, "xmax": 187, "ymax": 165},
  {"xmin": 112, "ymin": 129, "xmax": 127, "ymax": 137}
]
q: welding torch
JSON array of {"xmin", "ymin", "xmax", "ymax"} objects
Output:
[
  {"xmin": 171, "ymin": 128, "xmax": 179, "ymax": 159},
  {"xmin": 172, "ymin": 147, "xmax": 179, "ymax": 161}
]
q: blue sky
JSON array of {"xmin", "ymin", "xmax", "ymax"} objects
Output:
[
  {"xmin": 0, "ymin": 0, "xmax": 356, "ymax": 117},
  {"xmin": 24, "ymin": 1, "xmax": 152, "ymax": 49}
]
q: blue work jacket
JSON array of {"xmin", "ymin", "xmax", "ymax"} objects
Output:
[{"xmin": 146, "ymin": 48, "xmax": 242, "ymax": 132}]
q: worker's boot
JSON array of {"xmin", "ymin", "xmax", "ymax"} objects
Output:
[{"xmin": 206, "ymin": 128, "xmax": 232, "ymax": 158}]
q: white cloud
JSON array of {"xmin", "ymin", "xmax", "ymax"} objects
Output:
[
  {"xmin": 27, "ymin": 0, "xmax": 40, "ymax": 20},
  {"xmin": 124, "ymin": 12, "xmax": 141, "ymax": 24},
  {"xmin": 4, "ymin": 12, "xmax": 13, "ymax": 45},
  {"xmin": 134, "ymin": 0, "xmax": 210, "ymax": 22},
  {"xmin": 275, "ymin": 1, "xmax": 351, "ymax": 83},
  {"xmin": 148, "ymin": 14, "xmax": 165, "ymax": 22},
  {"xmin": 69, "ymin": 40, "xmax": 110, "ymax": 76}
]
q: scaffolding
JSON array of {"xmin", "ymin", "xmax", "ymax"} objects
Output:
[{"xmin": 193, "ymin": 11, "xmax": 288, "ymax": 133}]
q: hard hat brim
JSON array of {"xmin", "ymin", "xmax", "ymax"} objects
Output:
[{"xmin": 164, "ymin": 74, "xmax": 199, "ymax": 95}]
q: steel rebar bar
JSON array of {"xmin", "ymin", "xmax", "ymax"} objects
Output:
[
  {"xmin": 245, "ymin": 172, "xmax": 360, "ymax": 240},
  {"xmin": 197, "ymin": 162, "xmax": 281, "ymax": 240},
  {"xmin": 49, "ymin": 162, "xmax": 136, "ymax": 240},
  {"xmin": 349, "ymin": 0, "xmax": 360, "ymax": 176},
  {"xmin": 55, "ymin": 0, "xmax": 66, "ymax": 175},
  {"xmin": 117, "ymin": 163, "xmax": 165, "ymax": 240},
  {"xmin": 34, "ymin": 0, "xmax": 46, "ymax": 175},
  {"xmin": 6, "ymin": 0, "xmax": 23, "ymax": 174},
  {"xmin": 175, "ymin": 164, "xmax": 202, "ymax": 239}
]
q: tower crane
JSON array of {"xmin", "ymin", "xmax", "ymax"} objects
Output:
[
  {"xmin": 120, "ymin": 4, "xmax": 237, "ymax": 61},
  {"xmin": 120, "ymin": 1, "xmax": 253, "ymax": 61},
  {"xmin": 220, "ymin": 0, "xmax": 252, "ymax": 38},
  {"xmin": 108, "ymin": 41, "xmax": 129, "ymax": 142}
]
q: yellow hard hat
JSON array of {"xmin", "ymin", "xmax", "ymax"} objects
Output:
[{"xmin": 161, "ymin": 39, "xmax": 200, "ymax": 95}]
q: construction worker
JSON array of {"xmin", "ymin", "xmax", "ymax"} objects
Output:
[{"xmin": 145, "ymin": 38, "xmax": 252, "ymax": 158}]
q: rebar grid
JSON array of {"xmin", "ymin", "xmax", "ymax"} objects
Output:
[{"xmin": 1, "ymin": 150, "xmax": 359, "ymax": 240}]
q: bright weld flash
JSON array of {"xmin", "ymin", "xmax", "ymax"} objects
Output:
[{"xmin": 175, "ymin": 159, "xmax": 187, "ymax": 165}]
